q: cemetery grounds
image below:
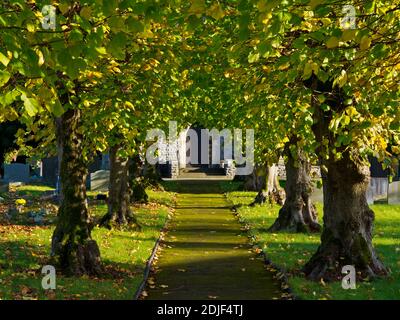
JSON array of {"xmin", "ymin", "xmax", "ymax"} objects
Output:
[
  {"xmin": 0, "ymin": 180, "xmax": 399, "ymax": 300},
  {"xmin": 222, "ymin": 181, "xmax": 400, "ymax": 300},
  {"xmin": 0, "ymin": 183, "xmax": 175, "ymax": 300}
]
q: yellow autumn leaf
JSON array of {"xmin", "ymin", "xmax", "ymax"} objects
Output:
[
  {"xmin": 188, "ymin": 0, "xmax": 206, "ymax": 15},
  {"xmin": 80, "ymin": 7, "xmax": 92, "ymax": 19},
  {"xmin": 207, "ymin": 3, "xmax": 225, "ymax": 20},
  {"xmin": 35, "ymin": 49, "xmax": 44, "ymax": 66},
  {"xmin": 391, "ymin": 146, "xmax": 400, "ymax": 154},
  {"xmin": 346, "ymin": 106, "xmax": 358, "ymax": 117},
  {"xmin": 309, "ymin": 0, "xmax": 324, "ymax": 10},
  {"xmin": 58, "ymin": 3, "xmax": 70, "ymax": 15},
  {"xmin": 334, "ymin": 70, "xmax": 348, "ymax": 88},
  {"xmin": 342, "ymin": 29, "xmax": 356, "ymax": 42},
  {"xmin": 360, "ymin": 36, "xmax": 372, "ymax": 50},
  {"xmin": 326, "ymin": 37, "xmax": 339, "ymax": 49}
]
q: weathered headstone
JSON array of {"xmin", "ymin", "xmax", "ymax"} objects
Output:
[
  {"xmin": 389, "ymin": 181, "xmax": 400, "ymax": 205},
  {"xmin": 367, "ymin": 177, "xmax": 388, "ymax": 204},
  {"xmin": 90, "ymin": 170, "xmax": 110, "ymax": 192},
  {"xmin": 4, "ymin": 163, "xmax": 30, "ymax": 183}
]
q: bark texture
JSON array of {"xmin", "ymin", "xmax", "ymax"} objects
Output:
[
  {"xmin": 269, "ymin": 144, "xmax": 321, "ymax": 233},
  {"xmin": 99, "ymin": 144, "xmax": 140, "ymax": 229},
  {"xmin": 51, "ymin": 109, "xmax": 102, "ymax": 276},
  {"xmin": 303, "ymin": 81, "xmax": 388, "ymax": 280},
  {"xmin": 250, "ymin": 163, "xmax": 285, "ymax": 206},
  {"xmin": 129, "ymin": 153, "xmax": 148, "ymax": 203}
]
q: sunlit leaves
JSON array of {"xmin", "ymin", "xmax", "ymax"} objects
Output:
[
  {"xmin": 21, "ymin": 93, "xmax": 40, "ymax": 117},
  {"xmin": 0, "ymin": 52, "xmax": 10, "ymax": 67},
  {"xmin": 0, "ymin": 70, "xmax": 11, "ymax": 87}
]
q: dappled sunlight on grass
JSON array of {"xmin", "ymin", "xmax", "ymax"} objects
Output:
[
  {"xmin": 0, "ymin": 185, "xmax": 174, "ymax": 300},
  {"xmin": 226, "ymin": 191, "xmax": 400, "ymax": 300}
]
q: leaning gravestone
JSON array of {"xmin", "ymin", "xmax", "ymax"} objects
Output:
[
  {"xmin": 4, "ymin": 163, "xmax": 30, "ymax": 183},
  {"xmin": 389, "ymin": 181, "xmax": 400, "ymax": 205},
  {"xmin": 90, "ymin": 170, "xmax": 110, "ymax": 192}
]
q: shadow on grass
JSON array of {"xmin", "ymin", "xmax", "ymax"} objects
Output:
[{"xmin": 146, "ymin": 253, "xmax": 283, "ymax": 300}]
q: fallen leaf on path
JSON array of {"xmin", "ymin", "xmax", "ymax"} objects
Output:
[{"xmin": 141, "ymin": 291, "xmax": 148, "ymax": 297}]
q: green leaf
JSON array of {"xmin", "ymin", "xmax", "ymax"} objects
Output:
[
  {"xmin": 0, "ymin": 70, "xmax": 11, "ymax": 87},
  {"xmin": 103, "ymin": 0, "xmax": 118, "ymax": 16},
  {"xmin": 0, "ymin": 89, "xmax": 20, "ymax": 106},
  {"xmin": 107, "ymin": 32, "xmax": 127, "ymax": 60},
  {"xmin": 0, "ymin": 52, "xmax": 10, "ymax": 67},
  {"xmin": 21, "ymin": 94, "xmax": 40, "ymax": 117},
  {"xmin": 248, "ymin": 52, "xmax": 260, "ymax": 64},
  {"xmin": 49, "ymin": 100, "xmax": 65, "ymax": 117},
  {"xmin": 126, "ymin": 16, "xmax": 145, "ymax": 33}
]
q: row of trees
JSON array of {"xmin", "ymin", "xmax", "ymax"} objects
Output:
[
  {"xmin": 1, "ymin": 0, "xmax": 399, "ymax": 282},
  {"xmin": 0, "ymin": 0, "xmax": 192, "ymax": 275},
  {"xmin": 216, "ymin": 0, "xmax": 399, "ymax": 280}
]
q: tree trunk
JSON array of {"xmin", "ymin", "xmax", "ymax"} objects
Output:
[
  {"xmin": 303, "ymin": 152, "xmax": 387, "ymax": 280},
  {"xmin": 129, "ymin": 153, "xmax": 148, "ymax": 203},
  {"xmin": 303, "ymin": 81, "xmax": 388, "ymax": 280},
  {"xmin": 251, "ymin": 163, "xmax": 285, "ymax": 206},
  {"xmin": 268, "ymin": 144, "xmax": 321, "ymax": 233},
  {"xmin": 99, "ymin": 144, "xmax": 140, "ymax": 229},
  {"xmin": 51, "ymin": 109, "xmax": 102, "ymax": 276}
]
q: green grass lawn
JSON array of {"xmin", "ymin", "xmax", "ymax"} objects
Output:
[
  {"xmin": 225, "ymin": 189, "xmax": 400, "ymax": 300},
  {"xmin": 0, "ymin": 184, "xmax": 175, "ymax": 300}
]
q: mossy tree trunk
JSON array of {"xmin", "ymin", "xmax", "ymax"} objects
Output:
[
  {"xmin": 303, "ymin": 81, "xmax": 388, "ymax": 280},
  {"xmin": 269, "ymin": 142, "xmax": 320, "ymax": 233},
  {"xmin": 100, "ymin": 144, "xmax": 139, "ymax": 229},
  {"xmin": 51, "ymin": 108, "xmax": 102, "ymax": 276}
]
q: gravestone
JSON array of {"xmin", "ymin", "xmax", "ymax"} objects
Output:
[
  {"xmin": 90, "ymin": 170, "xmax": 110, "ymax": 192},
  {"xmin": 88, "ymin": 155, "xmax": 102, "ymax": 174},
  {"xmin": 42, "ymin": 157, "xmax": 59, "ymax": 187},
  {"xmin": 311, "ymin": 187, "xmax": 324, "ymax": 203},
  {"xmin": 389, "ymin": 181, "xmax": 400, "ymax": 205},
  {"xmin": 4, "ymin": 163, "xmax": 30, "ymax": 183},
  {"xmin": 367, "ymin": 177, "xmax": 389, "ymax": 204},
  {"xmin": 101, "ymin": 153, "xmax": 110, "ymax": 170}
]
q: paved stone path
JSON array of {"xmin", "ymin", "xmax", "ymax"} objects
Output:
[{"xmin": 147, "ymin": 180, "xmax": 282, "ymax": 300}]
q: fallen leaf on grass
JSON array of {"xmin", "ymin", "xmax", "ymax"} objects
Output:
[{"xmin": 21, "ymin": 285, "xmax": 32, "ymax": 295}]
